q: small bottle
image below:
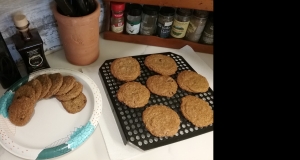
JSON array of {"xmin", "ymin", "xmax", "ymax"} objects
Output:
[
  {"xmin": 111, "ymin": 2, "xmax": 125, "ymax": 33},
  {"xmin": 199, "ymin": 12, "xmax": 213, "ymax": 45},
  {"xmin": 156, "ymin": 7, "xmax": 175, "ymax": 38},
  {"xmin": 126, "ymin": 4, "xmax": 142, "ymax": 35},
  {"xmin": 11, "ymin": 14, "xmax": 50, "ymax": 74},
  {"xmin": 170, "ymin": 8, "xmax": 192, "ymax": 39},
  {"xmin": 185, "ymin": 10, "xmax": 209, "ymax": 42},
  {"xmin": 140, "ymin": 5, "xmax": 160, "ymax": 36}
]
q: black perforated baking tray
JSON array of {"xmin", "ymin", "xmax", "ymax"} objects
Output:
[{"xmin": 98, "ymin": 52, "xmax": 213, "ymax": 150}]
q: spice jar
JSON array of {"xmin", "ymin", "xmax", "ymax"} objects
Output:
[
  {"xmin": 126, "ymin": 3, "xmax": 142, "ymax": 34},
  {"xmin": 199, "ymin": 12, "xmax": 213, "ymax": 45},
  {"xmin": 185, "ymin": 10, "xmax": 209, "ymax": 42},
  {"xmin": 170, "ymin": 8, "xmax": 192, "ymax": 38},
  {"xmin": 156, "ymin": 7, "xmax": 175, "ymax": 38},
  {"xmin": 111, "ymin": 2, "xmax": 125, "ymax": 33},
  {"xmin": 140, "ymin": 5, "xmax": 160, "ymax": 35}
]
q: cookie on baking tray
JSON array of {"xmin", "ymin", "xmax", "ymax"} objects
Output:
[
  {"xmin": 146, "ymin": 75, "xmax": 178, "ymax": 97},
  {"xmin": 176, "ymin": 70, "xmax": 209, "ymax": 93},
  {"xmin": 35, "ymin": 74, "xmax": 52, "ymax": 99},
  {"xmin": 144, "ymin": 54, "xmax": 177, "ymax": 76},
  {"xmin": 44, "ymin": 73, "xmax": 64, "ymax": 98},
  {"xmin": 117, "ymin": 81, "xmax": 150, "ymax": 108},
  {"xmin": 8, "ymin": 96, "xmax": 35, "ymax": 126},
  {"xmin": 61, "ymin": 92, "xmax": 87, "ymax": 114},
  {"xmin": 180, "ymin": 95, "xmax": 213, "ymax": 128},
  {"xmin": 55, "ymin": 75, "xmax": 76, "ymax": 96},
  {"xmin": 26, "ymin": 78, "xmax": 42, "ymax": 101},
  {"xmin": 56, "ymin": 81, "xmax": 83, "ymax": 101},
  {"xmin": 110, "ymin": 56, "xmax": 141, "ymax": 82},
  {"xmin": 143, "ymin": 105, "xmax": 180, "ymax": 137}
]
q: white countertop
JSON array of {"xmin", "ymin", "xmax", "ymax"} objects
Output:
[{"xmin": 0, "ymin": 35, "xmax": 213, "ymax": 160}]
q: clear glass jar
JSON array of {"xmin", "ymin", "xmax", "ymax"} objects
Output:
[
  {"xmin": 156, "ymin": 7, "xmax": 175, "ymax": 38},
  {"xmin": 140, "ymin": 5, "xmax": 160, "ymax": 35},
  {"xmin": 170, "ymin": 8, "xmax": 192, "ymax": 38},
  {"xmin": 126, "ymin": 4, "xmax": 142, "ymax": 34},
  {"xmin": 185, "ymin": 10, "xmax": 209, "ymax": 42},
  {"xmin": 111, "ymin": 2, "xmax": 125, "ymax": 33},
  {"xmin": 199, "ymin": 12, "xmax": 213, "ymax": 45}
]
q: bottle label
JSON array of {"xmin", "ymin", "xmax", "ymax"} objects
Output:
[
  {"xmin": 157, "ymin": 22, "xmax": 172, "ymax": 38},
  {"xmin": 141, "ymin": 25, "xmax": 155, "ymax": 35},
  {"xmin": 171, "ymin": 19, "xmax": 190, "ymax": 38},
  {"xmin": 186, "ymin": 18, "xmax": 207, "ymax": 41},
  {"xmin": 112, "ymin": 22, "xmax": 124, "ymax": 33},
  {"xmin": 113, "ymin": 13, "xmax": 123, "ymax": 18},
  {"xmin": 26, "ymin": 48, "xmax": 44, "ymax": 68},
  {"xmin": 126, "ymin": 21, "xmax": 140, "ymax": 34}
]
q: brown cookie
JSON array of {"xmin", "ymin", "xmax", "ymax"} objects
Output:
[
  {"xmin": 177, "ymin": 70, "xmax": 209, "ymax": 93},
  {"xmin": 144, "ymin": 54, "xmax": 177, "ymax": 76},
  {"xmin": 35, "ymin": 74, "xmax": 52, "ymax": 99},
  {"xmin": 61, "ymin": 92, "xmax": 87, "ymax": 114},
  {"xmin": 146, "ymin": 75, "xmax": 178, "ymax": 97},
  {"xmin": 55, "ymin": 76, "xmax": 76, "ymax": 96},
  {"xmin": 180, "ymin": 95, "xmax": 213, "ymax": 127},
  {"xmin": 55, "ymin": 81, "xmax": 83, "ymax": 101},
  {"xmin": 110, "ymin": 57, "xmax": 141, "ymax": 82},
  {"xmin": 26, "ymin": 79, "xmax": 42, "ymax": 101},
  {"xmin": 143, "ymin": 105, "xmax": 180, "ymax": 137},
  {"xmin": 13, "ymin": 84, "xmax": 36, "ymax": 101},
  {"xmin": 44, "ymin": 73, "xmax": 63, "ymax": 98},
  {"xmin": 8, "ymin": 96, "xmax": 35, "ymax": 126},
  {"xmin": 117, "ymin": 82, "xmax": 150, "ymax": 108}
]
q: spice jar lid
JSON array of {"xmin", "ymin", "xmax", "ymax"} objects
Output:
[
  {"xmin": 13, "ymin": 14, "xmax": 29, "ymax": 28},
  {"xmin": 159, "ymin": 7, "xmax": 175, "ymax": 16},
  {"xmin": 128, "ymin": 3, "xmax": 142, "ymax": 16},
  {"xmin": 193, "ymin": 10, "xmax": 209, "ymax": 18},
  {"xmin": 142, "ymin": 5, "xmax": 160, "ymax": 16},
  {"xmin": 111, "ymin": 2, "xmax": 125, "ymax": 12},
  {"xmin": 176, "ymin": 8, "xmax": 192, "ymax": 17}
]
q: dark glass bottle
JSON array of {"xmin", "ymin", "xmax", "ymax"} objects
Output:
[
  {"xmin": 11, "ymin": 14, "xmax": 50, "ymax": 74},
  {"xmin": 0, "ymin": 32, "xmax": 22, "ymax": 89}
]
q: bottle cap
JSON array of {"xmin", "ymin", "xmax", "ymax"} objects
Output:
[
  {"xmin": 159, "ymin": 7, "xmax": 175, "ymax": 16},
  {"xmin": 142, "ymin": 5, "xmax": 160, "ymax": 16},
  {"xmin": 127, "ymin": 3, "xmax": 142, "ymax": 16},
  {"xmin": 13, "ymin": 14, "xmax": 29, "ymax": 28},
  {"xmin": 111, "ymin": 2, "xmax": 125, "ymax": 12},
  {"xmin": 176, "ymin": 8, "xmax": 192, "ymax": 17},
  {"xmin": 193, "ymin": 10, "xmax": 209, "ymax": 18}
]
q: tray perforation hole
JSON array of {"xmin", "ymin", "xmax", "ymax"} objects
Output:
[{"xmin": 138, "ymin": 141, "xmax": 142, "ymax": 146}]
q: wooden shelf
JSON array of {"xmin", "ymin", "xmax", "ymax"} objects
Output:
[
  {"xmin": 105, "ymin": 0, "xmax": 213, "ymax": 11},
  {"xmin": 103, "ymin": 31, "xmax": 213, "ymax": 54},
  {"xmin": 102, "ymin": 0, "xmax": 214, "ymax": 54}
]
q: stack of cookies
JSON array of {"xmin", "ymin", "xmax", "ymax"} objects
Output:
[
  {"xmin": 8, "ymin": 73, "xmax": 87, "ymax": 126},
  {"xmin": 110, "ymin": 54, "xmax": 213, "ymax": 138}
]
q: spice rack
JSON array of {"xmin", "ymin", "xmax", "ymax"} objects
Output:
[{"xmin": 102, "ymin": 0, "xmax": 213, "ymax": 54}]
